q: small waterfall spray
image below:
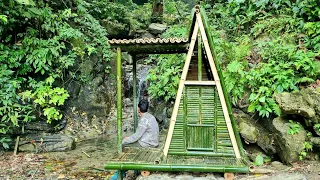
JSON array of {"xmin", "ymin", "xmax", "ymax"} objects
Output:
[{"xmin": 137, "ymin": 65, "xmax": 150, "ymax": 103}]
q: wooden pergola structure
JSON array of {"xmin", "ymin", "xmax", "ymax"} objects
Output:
[{"xmin": 105, "ymin": 5, "xmax": 248, "ymax": 179}]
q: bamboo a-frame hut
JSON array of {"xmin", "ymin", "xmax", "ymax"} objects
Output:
[{"xmin": 105, "ymin": 5, "xmax": 249, "ymax": 177}]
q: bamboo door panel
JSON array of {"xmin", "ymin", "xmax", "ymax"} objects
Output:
[{"xmin": 184, "ymin": 86, "xmax": 216, "ymax": 152}]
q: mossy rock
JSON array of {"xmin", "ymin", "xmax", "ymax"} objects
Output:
[{"xmin": 271, "ymin": 117, "xmax": 307, "ymax": 164}]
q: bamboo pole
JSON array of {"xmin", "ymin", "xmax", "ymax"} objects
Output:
[
  {"xmin": 163, "ymin": 21, "xmax": 199, "ymax": 157},
  {"xmin": 105, "ymin": 163, "xmax": 249, "ymax": 173},
  {"xmin": 198, "ymin": 34, "xmax": 202, "ymax": 81},
  {"xmin": 13, "ymin": 136, "xmax": 19, "ymax": 156},
  {"xmin": 196, "ymin": 13, "xmax": 241, "ymax": 159},
  {"xmin": 117, "ymin": 48, "xmax": 123, "ymax": 154},
  {"xmin": 132, "ymin": 54, "xmax": 138, "ymax": 132}
]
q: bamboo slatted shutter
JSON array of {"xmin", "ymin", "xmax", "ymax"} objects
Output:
[{"xmin": 163, "ymin": 6, "xmax": 243, "ymax": 159}]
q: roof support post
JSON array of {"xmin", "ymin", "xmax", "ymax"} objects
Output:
[
  {"xmin": 132, "ymin": 54, "xmax": 138, "ymax": 132},
  {"xmin": 117, "ymin": 48, "xmax": 123, "ymax": 154}
]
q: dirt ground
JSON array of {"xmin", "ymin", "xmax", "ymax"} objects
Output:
[{"xmin": 0, "ymin": 149, "xmax": 320, "ymax": 180}]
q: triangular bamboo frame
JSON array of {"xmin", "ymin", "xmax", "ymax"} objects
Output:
[{"xmin": 163, "ymin": 11, "xmax": 241, "ymax": 159}]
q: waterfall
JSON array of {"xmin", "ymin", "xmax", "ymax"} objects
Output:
[
  {"xmin": 124, "ymin": 64, "xmax": 151, "ymax": 105},
  {"xmin": 137, "ymin": 65, "xmax": 150, "ymax": 104}
]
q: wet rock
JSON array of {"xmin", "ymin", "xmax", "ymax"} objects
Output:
[
  {"xmin": 11, "ymin": 119, "xmax": 67, "ymax": 135},
  {"xmin": 310, "ymin": 137, "xmax": 320, "ymax": 147},
  {"xmin": 313, "ymin": 125, "xmax": 320, "ymax": 136},
  {"xmin": 149, "ymin": 100, "xmax": 172, "ymax": 129},
  {"xmin": 270, "ymin": 161, "xmax": 291, "ymax": 171},
  {"xmin": 239, "ymin": 122, "xmax": 258, "ymax": 143},
  {"xmin": 136, "ymin": 173, "xmax": 172, "ymax": 180},
  {"xmin": 148, "ymin": 23, "xmax": 167, "ymax": 34},
  {"xmin": 135, "ymin": 30, "xmax": 156, "ymax": 39},
  {"xmin": 124, "ymin": 64, "xmax": 151, "ymax": 100},
  {"xmin": 245, "ymin": 144, "xmax": 268, "ymax": 162},
  {"xmin": 19, "ymin": 134, "xmax": 75, "ymax": 152},
  {"xmin": 101, "ymin": 20, "xmax": 129, "ymax": 38},
  {"xmin": 275, "ymin": 88, "xmax": 320, "ymax": 119},
  {"xmin": 271, "ymin": 117, "xmax": 307, "ymax": 164},
  {"xmin": 239, "ymin": 172, "xmax": 307, "ymax": 180},
  {"xmin": 175, "ymin": 174, "xmax": 194, "ymax": 180},
  {"xmin": 234, "ymin": 109, "xmax": 276, "ymax": 155},
  {"xmin": 66, "ymin": 81, "xmax": 81, "ymax": 100}
]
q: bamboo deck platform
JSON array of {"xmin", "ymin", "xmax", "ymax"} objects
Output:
[{"xmin": 105, "ymin": 146, "xmax": 248, "ymax": 173}]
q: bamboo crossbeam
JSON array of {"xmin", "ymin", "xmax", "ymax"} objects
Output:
[
  {"xmin": 184, "ymin": 81, "xmax": 216, "ymax": 85},
  {"xmin": 196, "ymin": 13, "xmax": 241, "ymax": 159}
]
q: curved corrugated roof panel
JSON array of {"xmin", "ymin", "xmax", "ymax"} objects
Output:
[
  {"xmin": 108, "ymin": 38, "xmax": 188, "ymax": 45},
  {"xmin": 108, "ymin": 38, "xmax": 189, "ymax": 54}
]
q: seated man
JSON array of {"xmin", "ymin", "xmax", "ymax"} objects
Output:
[
  {"xmin": 122, "ymin": 99, "xmax": 159, "ymax": 148},
  {"xmin": 110, "ymin": 100, "xmax": 159, "ymax": 180}
]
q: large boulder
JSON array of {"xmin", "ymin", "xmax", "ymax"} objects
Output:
[
  {"xmin": 148, "ymin": 23, "xmax": 167, "ymax": 35},
  {"xmin": 271, "ymin": 117, "xmax": 307, "ymax": 164},
  {"xmin": 310, "ymin": 137, "xmax": 320, "ymax": 147},
  {"xmin": 149, "ymin": 100, "xmax": 173, "ymax": 129},
  {"xmin": 61, "ymin": 54, "xmax": 118, "ymax": 141},
  {"xmin": 275, "ymin": 91, "xmax": 315, "ymax": 118},
  {"xmin": 275, "ymin": 88, "xmax": 320, "ymax": 123},
  {"xmin": 11, "ymin": 119, "xmax": 66, "ymax": 135},
  {"xmin": 234, "ymin": 109, "xmax": 276, "ymax": 155},
  {"xmin": 19, "ymin": 134, "xmax": 75, "ymax": 152}
]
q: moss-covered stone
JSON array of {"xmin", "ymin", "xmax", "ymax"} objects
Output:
[
  {"xmin": 234, "ymin": 109, "xmax": 276, "ymax": 155},
  {"xmin": 275, "ymin": 91, "xmax": 315, "ymax": 118},
  {"xmin": 271, "ymin": 117, "xmax": 307, "ymax": 164}
]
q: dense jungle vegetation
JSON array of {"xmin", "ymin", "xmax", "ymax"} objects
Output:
[{"xmin": 0, "ymin": 0, "xmax": 320, "ymax": 157}]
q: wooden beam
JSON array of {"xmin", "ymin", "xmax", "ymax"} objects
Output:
[
  {"xmin": 163, "ymin": 21, "xmax": 199, "ymax": 157},
  {"xmin": 184, "ymin": 81, "xmax": 216, "ymax": 85},
  {"xmin": 196, "ymin": 13, "xmax": 241, "ymax": 159}
]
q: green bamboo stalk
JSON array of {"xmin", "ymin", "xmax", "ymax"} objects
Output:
[
  {"xmin": 117, "ymin": 48, "xmax": 122, "ymax": 154},
  {"xmin": 198, "ymin": 34, "xmax": 202, "ymax": 81},
  {"xmin": 168, "ymin": 151, "xmax": 235, "ymax": 157},
  {"xmin": 105, "ymin": 163, "xmax": 249, "ymax": 173},
  {"xmin": 132, "ymin": 54, "xmax": 138, "ymax": 132}
]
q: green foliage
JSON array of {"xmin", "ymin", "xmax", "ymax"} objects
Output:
[
  {"xmin": 0, "ymin": 137, "xmax": 11, "ymax": 149},
  {"xmin": 288, "ymin": 120, "xmax": 300, "ymax": 135},
  {"xmin": 0, "ymin": 15, "xmax": 7, "ymax": 23},
  {"xmin": 299, "ymin": 151, "xmax": 307, "ymax": 160},
  {"xmin": 84, "ymin": 0, "xmax": 152, "ymax": 32},
  {"xmin": 223, "ymin": 38, "xmax": 317, "ymax": 117},
  {"xmin": 147, "ymin": 54, "xmax": 186, "ymax": 101},
  {"xmin": 303, "ymin": 141, "xmax": 313, "ymax": 152},
  {"xmin": 20, "ymin": 77, "xmax": 69, "ymax": 124},
  {"xmin": 299, "ymin": 141, "xmax": 313, "ymax": 160},
  {"xmin": 0, "ymin": 0, "xmax": 119, "ymax": 148},
  {"xmin": 147, "ymin": 23, "xmax": 188, "ymax": 102},
  {"xmin": 304, "ymin": 22, "xmax": 320, "ymax": 51},
  {"xmin": 163, "ymin": 0, "xmax": 190, "ymax": 25},
  {"xmin": 253, "ymin": 155, "xmax": 264, "ymax": 166}
]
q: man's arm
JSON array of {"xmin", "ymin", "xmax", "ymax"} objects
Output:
[{"xmin": 122, "ymin": 118, "xmax": 148, "ymax": 145}]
